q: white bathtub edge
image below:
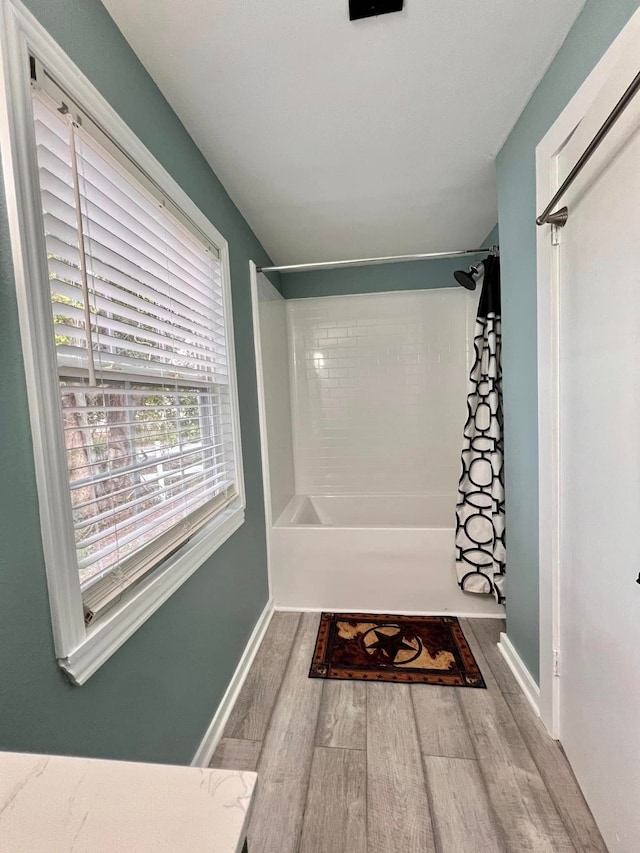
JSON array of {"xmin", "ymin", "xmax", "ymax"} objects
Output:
[{"xmin": 270, "ymin": 501, "xmax": 505, "ymax": 616}]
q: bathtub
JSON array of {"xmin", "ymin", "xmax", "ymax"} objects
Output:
[{"xmin": 271, "ymin": 495, "xmax": 504, "ymax": 616}]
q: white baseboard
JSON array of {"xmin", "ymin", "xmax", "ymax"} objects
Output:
[
  {"xmin": 275, "ymin": 605, "xmax": 504, "ymax": 619},
  {"xmin": 191, "ymin": 597, "xmax": 275, "ymax": 768},
  {"xmin": 498, "ymin": 632, "xmax": 541, "ymax": 717}
]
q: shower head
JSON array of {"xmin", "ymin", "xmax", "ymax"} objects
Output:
[
  {"xmin": 454, "ymin": 261, "xmax": 484, "ymax": 290},
  {"xmin": 454, "ymin": 269, "xmax": 477, "ymax": 290}
]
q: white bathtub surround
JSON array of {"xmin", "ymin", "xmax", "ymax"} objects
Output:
[
  {"xmin": 253, "ymin": 272, "xmax": 295, "ymax": 524},
  {"xmin": 279, "ymin": 494, "xmax": 453, "ymax": 527},
  {"xmin": 0, "ymin": 751, "xmax": 256, "ymax": 853},
  {"xmin": 272, "ymin": 494, "xmax": 504, "ymax": 616},
  {"xmin": 251, "ymin": 266, "xmax": 296, "ymax": 600},
  {"xmin": 287, "ymin": 288, "xmax": 478, "ymax": 496},
  {"xmin": 252, "ymin": 284, "xmax": 502, "ymax": 616}
]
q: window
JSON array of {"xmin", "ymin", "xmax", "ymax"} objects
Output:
[
  {"xmin": 0, "ymin": 3, "xmax": 244, "ymax": 683},
  {"xmin": 32, "ymin": 73, "xmax": 239, "ymax": 622}
]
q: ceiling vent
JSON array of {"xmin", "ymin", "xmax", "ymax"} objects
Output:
[{"xmin": 349, "ymin": 0, "xmax": 403, "ymax": 21}]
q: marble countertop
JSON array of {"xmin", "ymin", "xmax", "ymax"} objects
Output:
[{"xmin": 0, "ymin": 751, "xmax": 256, "ymax": 852}]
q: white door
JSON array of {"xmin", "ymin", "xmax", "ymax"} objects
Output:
[{"xmin": 555, "ymin": 45, "xmax": 640, "ymax": 852}]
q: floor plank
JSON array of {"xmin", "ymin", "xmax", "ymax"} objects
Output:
[
  {"xmin": 315, "ymin": 680, "xmax": 367, "ymax": 750},
  {"xmin": 478, "ymin": 757, "xmax": 575, "ymax": 852},
  {"xmin": 411, "ymin": 685, "xmax": 476, "ymax": 760},
  {"xmin": 458, "ymin": 681, "xmax": 533, "ymax": 766},
  {"xmin": 367, "ymin": 682, "xmax": 436, "ymax": 853},
  {"xmin": 458, "ymin": 618, "xmax": 500, "ymax": 692},
  {"xmin": 299, "ymin": 747, "xmax": 366, "ymax": 853},
  {"xmin": 424, "ymin": 755, "xmax": 506, "ymax": 853},
  {"xmin": 467, "ymin": 619, "xmax": 520, "ymax": 695},
  {"xmin": 209, "ymin": 737, "xmax": 261, "ymax": 772},
  {"xmin": 246, "ymin": 612, "xmax": 323, "ymax": 853},
  {"xmin": 504, "ymin": 693, "xmax": 608, "ymax": 853},
  {"xmin": 225, "ymin": 610, "xmax": 301, "ymax": 741},
  {"xmin": 459, "ymin": 685, "xmax": 574, "ymax": 851}
]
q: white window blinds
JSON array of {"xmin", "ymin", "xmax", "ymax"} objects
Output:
[{"xmin": 31, "ymin": 83, "xmax": 237, "ymax": 621}]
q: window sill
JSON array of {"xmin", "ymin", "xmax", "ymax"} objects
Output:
[{"xmin": 57, "ymin": 504, "xmax": 245, "ymax": 685}]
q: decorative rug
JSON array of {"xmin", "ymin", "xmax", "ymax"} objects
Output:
[{"xmin": 309, "ymin": 613, "xmax": 486, "ymax": 687}]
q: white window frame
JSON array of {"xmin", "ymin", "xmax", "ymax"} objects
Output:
[{"xmin": 0, "ymin": 0, "xmax": 246, "ymax": 684}]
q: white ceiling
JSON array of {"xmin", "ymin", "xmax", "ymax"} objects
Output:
[{"xmin": 102, "ymin": 0, "xmax": 586, "ymax": 264}]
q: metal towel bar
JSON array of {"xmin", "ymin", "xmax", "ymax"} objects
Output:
[{"xmin": 536, "ymin": 68, "xmax": 640, "ymax": 227}]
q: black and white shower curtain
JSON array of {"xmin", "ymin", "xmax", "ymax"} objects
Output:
[{"xmin": 455, "ymin": 255, "xmax": 505, "ymax": 602}]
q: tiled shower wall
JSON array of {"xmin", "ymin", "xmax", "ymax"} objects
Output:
[{"xmin": 287, "ymin": 289, "xmax": 477, "ymax": 496}]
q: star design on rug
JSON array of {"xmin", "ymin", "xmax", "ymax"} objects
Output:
[{"xmin": 367, "ymin": 627, "xmax": 417, "ymax": 663}]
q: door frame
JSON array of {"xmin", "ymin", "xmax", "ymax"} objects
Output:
[{"xmin": 535, "ymin": 8, "xmax": 640, "ymax": 738}]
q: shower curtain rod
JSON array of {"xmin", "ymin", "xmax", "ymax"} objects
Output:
[{"xmin": 257, "ymin": 245, "xmax": 499, "ymax": 274}]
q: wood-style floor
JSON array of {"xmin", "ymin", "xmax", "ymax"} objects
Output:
[{"xmin": 210, "ymin": 612, "xmax": 607, "ymax": 853}]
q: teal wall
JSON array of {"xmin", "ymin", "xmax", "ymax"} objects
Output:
[
  {"xmin": 282, "ymin": 226, "xmax": 499, "ymax": 299},
  {"xmin": 0, "ymin": 0, "xmax": 276, "ymax": 763},
  {"xmin": 497, "ymin": 0, "xmax": 639, "ymax": 681}
]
